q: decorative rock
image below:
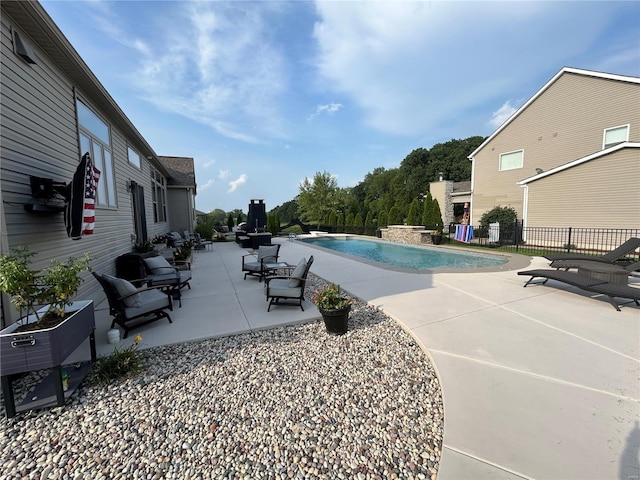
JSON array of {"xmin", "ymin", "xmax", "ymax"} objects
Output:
[{"xmin": 0, "ymin": 275, "xmax": 443, "ymax": 478}]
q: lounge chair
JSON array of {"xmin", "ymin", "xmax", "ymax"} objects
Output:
[
  {"xmin": 518, "ymin": 269, "xmax": 640, "ymax": 311},
  {"xmin": 242, "ymin": 244, "xmax": 280, "ymax": 281},
  {"xmin": 93, "ymin": 272, "xmax": 173, "ymax": 338},
  {"xmin": 543, "ymin": 237, "xmax": 640, "ymax": 263},
  {"xmin": 550, "ymin": 259, "xmax": 640, "ymax": 274},
  {"xmin": 265, "ymin": 256, "xmax": 314, "ymax": 311},
  {"xmin": 142, "ymin": 255, "xmax": 192, "ymax": 306}
]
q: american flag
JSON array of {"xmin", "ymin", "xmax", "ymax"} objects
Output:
[
  {"xmin": 81, "ymin": 154, "xmax": 100, "ymax": 236},
  {"xmin": 65, "ymin": 152, "xmax": 101, "ymax": 239}
]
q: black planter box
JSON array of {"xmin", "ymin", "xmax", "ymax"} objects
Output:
[{"xmin": 0, "ymin": 300, "xmax": 95, "ymax": 376}]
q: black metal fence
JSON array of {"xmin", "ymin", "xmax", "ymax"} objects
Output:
[
  {"xmin": 459, "ymin": 222, "xmax": 640, "ymax": 261},
  {"xmin": 311, "ymin": 222, "xmax": 640, "ymax": 262}
]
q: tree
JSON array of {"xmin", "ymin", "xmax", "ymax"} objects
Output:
[
  {"xmin": 227, "ymin": 213, "xmax": 234, "ymax": 230},
  {"xmin": 328, "ymin": 212, "xmax": 337, "ymax": 228},
  {"xmin": 422, "ymin": 193, "xmax": 434, "ymax": 227},
  {"xmin": 406, "ymin": 199, "xmax": 421, "ymax": 226},
  {"xmin": 431, "ymin": 198, "xmax": 444, "ymax": 233},
  {"xmin": 378, "ymin": 210, "xmax": 388, "ymax": 228},
  {"xmin": 269, "ymin": 200, "xmax": 298, "ymax": 223},
  {"xmin": 298, "ymin": 171, "xmax": 339, "ymax": 228},
  {"xmin": 353, "ymin": 212, "xmax": 364, "ymax": 233},
  {"xmin": 236, "ymin": 212, "xmax": 243, "ymax": 226},
  {"xmin": 364, "ymin": 211, "xmax": 374, "ymax": 236},
  {"xmin": 388, "ymin": 206, "xmax": 403, "ymax": 225}
]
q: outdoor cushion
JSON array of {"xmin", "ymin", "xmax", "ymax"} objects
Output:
[
  {"xmin": 258, "ymin": 245, "xmax": 279, "ymax": 261},
  {"xmin": 144, "ymin": 255, "xmax": 178, "ymax": 275},
  {"xmin": 243, "ymin": 261, "xmax": 262, "ymax": 272},
  {"xmin": 289, "ymin": 257, "xmax": 307, "ymax": 287},
  {"xmin": 104, "ymin": 274, "xmax": 141, "ymax": 307},
  {"xmin": 268, "ymin": 278, "xmax": 302, "ymax": 298},
  {"xmin": 123, "ymin": 289, "xmax": 170, "ymax": 317}
]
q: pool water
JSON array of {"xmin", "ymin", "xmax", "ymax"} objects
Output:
[{"xmin": 302, "ymin": 236, "xmax": 508, "ymax": 270}]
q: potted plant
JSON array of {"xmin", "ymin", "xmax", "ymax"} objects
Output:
[
  {"xmin": 431, "ymin": 225, "xmax": 443, "ymax": 245},
  {"xmin": 0, "ymin": 246, "xmax": 95, "ymax": 377},
  {"xmin": 312, "ymin": 283, "xmax": 353, "ymax": 335}
]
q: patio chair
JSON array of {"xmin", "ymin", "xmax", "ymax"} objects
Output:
[
  {"xmin": 93, "ymin": 272, "xmax": 173, "ymax": 338},
  {"xmin": 517, "ymin": 269, "xmax": 640, "ymax": 311},
  {"xmin": 142, "ymin": 254, "xmax": 191, "ymax": 306},
  {"xmin": 193, "ymin": 233, "xmax": 213, "ymax": 251},
  {"xmin": 242, "ymin": 244, "xmax": 281, "ymax": 281},
  {"xmin": 265, "ymin": 256, "xmax": 314, "ymax": 311},
  {"xmin": 543, "ymin": 237, "xmax": 640, "ymax": 263},
  {"xmin": 166, "ymin": 231, "xmax": 185, "ymax": 248}
]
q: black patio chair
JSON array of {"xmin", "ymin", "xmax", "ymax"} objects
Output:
[{"xmin": 93, "ymin": 272, "xmax": 173, "ymax": 338}]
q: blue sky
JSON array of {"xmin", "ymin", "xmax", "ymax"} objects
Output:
[{"xmin": 40, "ymin": 1, "xmax": 640, "ymax": 214}]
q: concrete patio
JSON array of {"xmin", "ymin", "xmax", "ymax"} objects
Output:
[{"xmin": 69, "ymin": 238, "xmax": 640, "ymax": 480}]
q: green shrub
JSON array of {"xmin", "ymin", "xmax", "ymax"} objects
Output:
[
  {"xmin": 91, "ymin": 334, "xmax": 144, "ymax": 384},
  {"xmin": 479, "ymin": 206, "xmax": 517, "ymax": 228}
]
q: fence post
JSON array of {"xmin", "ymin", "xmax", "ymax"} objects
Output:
[{"xmin": 566, "ymin": 227, "xmax": 572, "ymax": 253}]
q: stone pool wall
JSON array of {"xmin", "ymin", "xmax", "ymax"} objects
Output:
[{"xmin": 380, "ymin": 225, "xmax": 438, "ymax": 245}]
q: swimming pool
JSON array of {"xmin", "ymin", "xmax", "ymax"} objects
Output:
[{"xmin": 301, "ymin": 236, "xmax": 508, "ymax": 270}]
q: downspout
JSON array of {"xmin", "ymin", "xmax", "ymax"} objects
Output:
[
  {"xmin": 521, "ymin": 184, "xmax": 528, "ymax": 243},
  {"xmin": 468, "ymin": 155, "xmax": 475, "ymax": 225},
  {"xmin": 0, "ymin": 181, "xmax": 9, "ymax": 328}
]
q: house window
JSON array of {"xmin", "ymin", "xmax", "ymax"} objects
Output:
[
  {"xmin": 77, "ymin": 99, "xmax": 116, "ymax": 207},
  {"xmin": 603, "ymin": 125, "xmax": 629, "ymax": 149},
  {"xmin": 127, "ymin": 146, "xmax": 141, "ymax": 169},
  {"xmin": 499, "ymin": 149, "xmax": 523, "ymax": 171},
  {"xmin": 151, "ymin": 168, "xmax": 167, "ymax": 223}
]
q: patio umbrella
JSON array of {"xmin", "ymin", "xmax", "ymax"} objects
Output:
[{"xmin": 64, "ymin": 152, "xmax": 100, "ymax": 240}]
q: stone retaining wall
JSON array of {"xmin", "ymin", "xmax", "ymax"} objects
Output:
[{"xmin": 380, "ymin": 225, "xmax": 437, "ymax": 245}]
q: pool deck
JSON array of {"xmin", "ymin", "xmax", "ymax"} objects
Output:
[{"xmin": 70, "ymin": 237, "xmax": 640, "ymax": 480}]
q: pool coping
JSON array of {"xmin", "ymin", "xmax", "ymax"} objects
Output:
[{"xmin": 296, "ymin": 234, "xmax": 532, "ymax": 274}]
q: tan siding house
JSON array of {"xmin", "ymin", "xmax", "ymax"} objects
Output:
[
  {"xmin": 468, "ymin": 67, "xmax": 640, "ymax": 228},
  {"xmin": 0, "ymin": 2, "xmax": 179, "ymax": 326},
  {"xmin": 520, "ymin": 144, "xmax": 640, "ymax": 229}
]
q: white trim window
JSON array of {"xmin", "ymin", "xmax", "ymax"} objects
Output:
[
  {"xmin": 499, "ymin": 149, "xmax": 524, "ymax": 171},
  {"xmin": 603, "ymin": 124, "xmax": 629, "ymax": 149},
  {"xmin": 151, "ymin": 167, "xmax": 167, "ymax": 223},
  {"xmin": 77, "ymin": 99, "xmax": 116, "ymax": 207},
  {"xmin": 127, "ymin": 146, "xmax": 141, "ymax": 169}
]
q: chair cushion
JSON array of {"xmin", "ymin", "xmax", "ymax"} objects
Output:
[
  {"xmin": 268, "ymin": 278, "xmax": 302, "ymax": 298},
  {"xmin": 289, "ymin": 257, "xmax": 307, "ymax": 287},
  {"xmin": 243, "ymin": 261, "xmax": 262, "ymax": 272},
  {"xmin": 144, "ymin": 256, "xmax": 176, "ymax": 274},
  {"xmin": 124, "ymin": 289, "xmax": 170, "ymax": 317},
  {"xmin": 258, "ymin": 245, "xmax": 279, "ymax": 261},
  {"xmin": 104, "ymin": 274, "xmax": 141, "ymax": 307}
]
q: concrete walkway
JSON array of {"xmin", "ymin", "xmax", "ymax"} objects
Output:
[{"xmin": 72, "ymin": 238, "xmax": 640, "ymax": 480}]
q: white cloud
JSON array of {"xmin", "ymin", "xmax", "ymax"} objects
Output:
[
  {"xmin": 308, "ymin": 102, "xmax": 343, "ymax": 120},
  {"xmin": 312, "ymin": 1, "xmax": 620, "ymax": 137},
  {"xmin": 202, "ymin": 159, "xmax": 215, "ymax": 168},
  {"xmin": 125, "ymin": 2, "xmax": 289, "ymax": 143},
  {"xmin": 228, "ymin": 174, "xmax": 248, "ymax": 193},
  {"xmin": 218, "ymin": 169, "xmax": 231, "ymax": 180},
  {"xmin": 199, "ymin": 179, "xmax": 215, "ymax": 191},
  {"xmin": 489, "ymin": 101, "xmax": 518, "ymax": 130}
]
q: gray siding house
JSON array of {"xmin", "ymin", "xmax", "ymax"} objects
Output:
[
  {"xmin": 468, "ymin": 67, "xmax": 640, "ymax": 229},
  {"xmin": 0, "ymin": 1, "xmax": 193, "ymax": 326},
  {"xmin": 158, "ymin": 156, "xmax": 197, "ymax": 234}
]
